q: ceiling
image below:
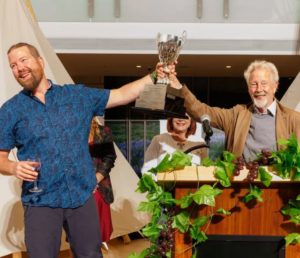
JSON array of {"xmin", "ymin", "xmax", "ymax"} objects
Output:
[
  {"xmin": 25, "ymin": 1, "xmax": 300, "ymax": 111},
  {"xmin": 30, "ymin": 1, "xmax": 300, "ymax": 84},
  {"xmin": 42, "ymin": 22, "xmax": 300, "ymax": 84},
  {"xmin": 57, "ymin": 53, "xmax": 300, "ymax": 84}
]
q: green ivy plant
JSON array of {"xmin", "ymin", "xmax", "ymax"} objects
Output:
[
  {"xmin": 202, "ymin": 134, "xmax": 300, "ymax": 203},
  {"xmin": 281, "ymin": 194, "xmax": 300, "ymax": 245},
  {"xmin": 129, "ymin": 151, "xmax": 230, "ymax": 258},
  {"xmin": 272, "ymin": 134, "xmax": 300, "ymax": 180},
  {"xmin": 129, "ymin": 134, "xmax": 300, "ymax": 257}
]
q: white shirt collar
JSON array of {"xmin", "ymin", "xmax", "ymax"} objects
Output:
[
  {"xmin": 254, "ymin": 100, "xmax": 276, "ymax": 116},
  {"xmin": 267, "ymin": 100, "xmax": 277, "ymax": 116}
]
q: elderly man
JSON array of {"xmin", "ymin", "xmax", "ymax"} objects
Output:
[
  {"xmin": 168, "ymin": 60, "xmax": 300, "ymax": 161},
  {"xmin": 0, "ymin": 42, "xmax": 164, "ymax": 258}
]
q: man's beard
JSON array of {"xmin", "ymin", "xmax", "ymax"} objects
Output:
[
  {"xmin": 253, "ymin": 95, "xmax": 268, "ymax": 109},
  {"xmin": 16, "ymin": 68, "xmax": 43, "ymax": 91}
]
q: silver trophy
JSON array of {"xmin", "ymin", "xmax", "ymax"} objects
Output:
[
  {"xmin": 157, "ymin": 31, "xmax": 187, "ymax": 84},
  {"xmin": 134, "ymin": 31, "xmax": 187, "ymax": 118}
]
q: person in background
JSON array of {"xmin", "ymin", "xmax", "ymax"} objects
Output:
[
  {"xmin": 0, "ymin": 42, "xmax": 170, "ymax": 258},
  {"xmin": 142, "ymin": 115, "xmax": 207, "ymax": 174},
  {"xmin": 89, "ymin": 116, "xmax": 116, "ymax": 250},
  {"xmin": 167, "ymin": 60, "xmax": 300, "ymax": 161}
]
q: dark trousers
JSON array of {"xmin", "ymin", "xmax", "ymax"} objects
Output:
[{"xmin": 24, "ymin": 195, "xmax": 103, "ymax": 258}]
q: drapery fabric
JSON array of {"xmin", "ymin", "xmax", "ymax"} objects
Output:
[{"xmin": 280, "ymin": 72, "xmax": 300, "ymax": 111}]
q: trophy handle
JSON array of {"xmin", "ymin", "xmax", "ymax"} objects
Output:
[{"xmin": 181, "ymin": 30, "xmax": 187, "ymax": 46}]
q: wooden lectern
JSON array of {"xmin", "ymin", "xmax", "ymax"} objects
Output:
[{"xmin": 157, "ymin": 166, "xmax": 300, "ymax": 258}]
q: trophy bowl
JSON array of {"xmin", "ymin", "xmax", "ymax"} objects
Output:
[{"xmin": 157, "ymin": 31, "xmax": 186, "ymax": 84}]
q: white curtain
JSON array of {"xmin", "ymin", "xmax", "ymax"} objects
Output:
[
  {"xmin": 280, "ymin": 72, "xmax": 300, "ymax": 111},
  {"xmin": 0, "ymin": 0, "xmax": 148, "ymax": 256}
]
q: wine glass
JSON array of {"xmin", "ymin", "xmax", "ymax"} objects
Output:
[{"xmin": 28, "ymin": 158, "xmax": 43, "ymax": 193}]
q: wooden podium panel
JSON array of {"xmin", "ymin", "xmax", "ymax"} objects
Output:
[{"xmin": 157, "ymin": 167, "xmax": 300, "ymax": 258}]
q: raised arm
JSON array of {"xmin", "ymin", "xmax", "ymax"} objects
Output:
[
  {"xmin": 106, "ymin": 74, "xmax": 152, "ymax": 109},
  {"xmin": 106, "ymin": 63, "xmax": 176, "ymax": 109}
]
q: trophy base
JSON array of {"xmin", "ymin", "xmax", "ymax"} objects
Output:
[
  {"xmin": 131, "ymin": 106, "xmax": 187, "ymax": 119},
  {"xmin": 133, "ymin": 84, "xmax": 187, "ymax": 118}
]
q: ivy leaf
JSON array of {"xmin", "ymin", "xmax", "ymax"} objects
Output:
[
  {"xmin": 176, "ymin": 192, "xmax": 194, "ymax": 209},
  {"xmin": 149, "ymin": 154, "xmax": 171, "ymax": 174},
  {"xmin": 137, "ymin": 201, "xmax": 164, "ymax": 222},
  {"xmin": 128, "ymin": 249, "xmax": 150, "ymax": 258},
  {"xmin": 285, "ymin": 233, "xmax": 300, "ymax": 246},
  {"xmin": 142, "ymin": 223, "xmax": 163, "ymax": 240},
  {"xmin": 290, "ymin": 216, "xmax": 300, "ymax": 225},
  {"xmin": 128, "ymin": 253, "xmax": 139, "ymax": 258},
  {"xmin": 172, "ymin": 211, "xmax": 190, "ymax": 233},
  {"xmin": 272, "ymin": 134, "xmax": 300, "ymax": 179},
  {"xmin": 171, "ymin": 150, "xmax": 193, "ymax": 170},
  {"xmin": 273, "ymin": 152, "xmax": 291, "ymax": 179},
  {"xmin": 137, "ymin": 201, "xmax": 159, "ymax": 213},
  {"xmin": 192, "ymin": 185, "xmax": 222, "ymax": 207},
  {"xmin": 258, "ymin": 167, "xmax": 272, "ymax": 187},
  {"xmin": 287, "ymin": 199, "xmax": 300, "ymax": 209},
  {"xmin": 193, "ymin": 216, "xmax": 209, "ymax": 228},
  {"xmin": 214, "ymin": 166, "xmax": 231, "ymax": 187},
  {"xmin": 147, "ymin": 186, "xmax": 163, "ymax": 201},
  {"xmin": 222, "ymin": 151, "xmax": 236, "ymax": 163},
  {"xmin": 285, "ymin": 133, "xmax": 300, "ymax": 153},
  {"xmin": 277, "ymin": 134, "xmax": 299, "ymax": 152},
  {"xmin": 216, "ymin": 208, "xmax": 231, "ymax": 215},
  {"xmin": 293, "ymin": 167, "xmax": 300, "ymax": 181},
  {"xmin": 189, "ymin": 226, "xmax": 208, "ymax": 244},
  {"xmin": 136, "ymin": 174, "xmax": 159, "ymax": 193},
  {"xmin": 201, "ymin": 157, "xmax": 215, "ymax": 166},
  {"xmin": 149, "ymin": 150, "xmax": 192, "ymax": 173},
  {"xmin": 212, "ymin": 150, "xmax": 236, "ymax": 185},
  {"xmin": 157, "ymin": 191, "xmax": 176, "ymax": 206},
  {"xmin": 215, "ymin": 159, "xmax": 235, "ymax": 178},
  {"xmin": 243, "ymin": 185, "xmax": 263, "ymax": 203},
  {"xmin": 281, "ymin": 199, "xmax": 300, "ymax": 224}
]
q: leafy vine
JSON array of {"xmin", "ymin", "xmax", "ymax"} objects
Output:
[{"xmin": 129, "ymin": 134, "xmax": 300, "ymax": 258}]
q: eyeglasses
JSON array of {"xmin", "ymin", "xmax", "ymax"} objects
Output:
[{"xmin": 248, "ymin": 81, "xmax": 269, "ymax": 89}]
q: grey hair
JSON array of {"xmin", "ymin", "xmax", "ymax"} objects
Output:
[{"xmin": 243, "ymin": 60, "xmax": 279, "ymax": 85}]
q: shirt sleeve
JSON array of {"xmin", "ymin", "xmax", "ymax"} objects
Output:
[
  {"xmin": 0, "ymin": 104, "xmax": 16, "ymax": 150},
  {"xmin": 84, "ymin": 86, "xmax": 110, "ymax": 116},
  {"xmin": 93, "ymin": 89, "xmax": 110, "ymax": 116}
]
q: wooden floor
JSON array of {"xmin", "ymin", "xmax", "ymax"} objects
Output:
[{"xmin": 1, "ymin": 238, "xmax": 150, "ymax": 258}]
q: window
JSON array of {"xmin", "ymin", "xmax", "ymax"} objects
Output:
[{"xmin": 106, "ymin": 119, "xmax": 159, "ymax": 177}]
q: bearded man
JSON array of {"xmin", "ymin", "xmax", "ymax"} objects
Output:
[
  {"xmin": 0, "ymin": 42, "xmax": 163, "ymax": 258},
  {"xmin": 168, "ymin": 60, "xmax": 300, "ymax": 161}
]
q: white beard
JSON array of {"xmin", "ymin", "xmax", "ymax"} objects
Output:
[{"xmin": 253, "ymin": 97, "xmax": 268, "ymax": 109}]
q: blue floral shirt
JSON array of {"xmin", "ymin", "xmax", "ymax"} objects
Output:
[{"xmin": 0, "ymin": 82, "xmax": 110, "ymax": 208}]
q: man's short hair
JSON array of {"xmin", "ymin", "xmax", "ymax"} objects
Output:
[{"xmin": 7, "ymin": 42, "xmax": 41, "ymax": 58}]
